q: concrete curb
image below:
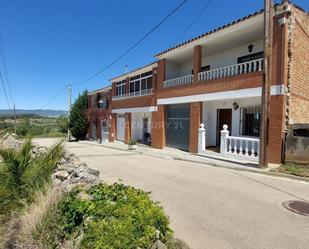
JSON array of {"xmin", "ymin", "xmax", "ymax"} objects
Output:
[
  {"xmin": 173, "ymin": 156, "xmax": 309, "ymax": 183},
  {"xmin": 77, "ymin": 141, "xmax": 309, "ymax": 184}
]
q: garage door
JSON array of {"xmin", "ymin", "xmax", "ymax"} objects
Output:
[
  {"xmin": 117, "ymin": 114, "xmax": 125, "ymax": 141},
  {"xmin": 166, "ymin": 104, "xmax": 190, "ymax": 151}
]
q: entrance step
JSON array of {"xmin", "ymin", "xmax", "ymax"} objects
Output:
[{"xmin": 198, "ymin": 151, "xmax": 258, "ymax": 168}]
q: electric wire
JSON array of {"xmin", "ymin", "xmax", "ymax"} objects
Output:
[
  {"xmin": 171, "ymin": 0, "xmax": 214, "ymax": 46},
  {"xmin": 72, "ymin": 0, "xmax": 189, "ymax": 86},
  {"xmin": 0, "ymin": 33, "xmax": 14, "ymax": 105}
]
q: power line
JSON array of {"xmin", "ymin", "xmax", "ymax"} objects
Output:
[
  {"xmin": 72, "ymin": 0, "xmax": 189, "ymax": 86},
  {"xmin": 13, "ymin": 1, "xmax": 189, "ymax": 113},
  {"xmin": 0, "ymin": 67, "xmax": 12, "ymax": 110},
  {"xmin": 0, "ymin": 33, "xmax": 14, "ymax": 105},
  {"xmin": 171, "ymin": 0, "xmax": 214, "ymax": 46}
]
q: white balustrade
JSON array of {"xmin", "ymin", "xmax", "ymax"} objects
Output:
[
  {"xmin": 163, "ymin": 75, "xmax": 193, "ymax": 88},
  {"xmin": 198, "ymin": 58, "xmax": 264, "ymax": 82},
  {"xmin": 220, "ymin": 125, "xmax": 260, "ymax": 160},
  {"xmin": 112, "ymin": 89, "xmax": 153, "ymax": 101}
]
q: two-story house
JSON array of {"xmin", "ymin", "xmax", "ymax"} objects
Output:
[
  {"xmin": 109, "ymin": 62, "xmax": 157, "ymax": 144},
  {"xmin": 88, "ymin": 1, "xmax": 309, "ymax": 165}
]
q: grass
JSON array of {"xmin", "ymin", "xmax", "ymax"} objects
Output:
[{"xmin": 273, "ymin": 163, "xmax": 309, "ymax": 178}]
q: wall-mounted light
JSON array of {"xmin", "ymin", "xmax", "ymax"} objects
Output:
[
  {"xmin": 233, "ymin": 102, "xmax": 239, "ymax": 111},
  {"xmin": 248, "ymin": 44, "xmax": 254, "ymax": 53}
]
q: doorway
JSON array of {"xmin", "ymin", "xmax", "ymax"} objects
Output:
[{"xmin": 216, "ymin": 109, "xmax": 232, "ymax": 146}]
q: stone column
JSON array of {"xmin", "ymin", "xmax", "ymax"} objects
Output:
[
  {"xmin": 198, "ymin": 123, "xmax": 206, "ymax": 154},
  {"xmin": 220, "ymin": 125, "xmax": 229, "ymax": 155}
]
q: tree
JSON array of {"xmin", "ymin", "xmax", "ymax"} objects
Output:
[{"xmin": 69, "ymin": 90, "xmax": 88, "ymax": 140}]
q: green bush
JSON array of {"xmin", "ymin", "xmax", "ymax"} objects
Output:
[
  {"xmin": 0, "ymin": 138, "xmax": 64, "ymax": 215},
  {"xmin": 35, "ymin": 183, "xmax": 173, "ymax": 249}
]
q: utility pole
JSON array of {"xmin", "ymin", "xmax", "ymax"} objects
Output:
[
  {"xmin": 260, "ymin": 0, "xmax": 273, "ymax": 168},
  {"xmin": 13, "ymin": 104, "xmax": 16, "ymax": 135},
  {"xmin": 67, "ymin": 84, "xmax": 72, "ymax": 141}
]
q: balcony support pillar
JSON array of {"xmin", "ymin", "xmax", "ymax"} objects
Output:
[{"xmin": 193, "ymin": 45, "xmax": 202, "ymax": 83}]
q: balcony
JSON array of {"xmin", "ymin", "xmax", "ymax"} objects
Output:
[
  {"xmin": 163, "ymin": 58, "xmax": 263, "ymax": 89},
  {"xmin": 163, "ymin": 75, "xmax": 193, "ymax": 88},
  {"xmin": 112, "ymin": 89, "xmax": 153, "ymax": 101}
]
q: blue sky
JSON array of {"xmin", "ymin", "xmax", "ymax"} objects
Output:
[{"xmin": 0, "ymin": 0, "xmax": 308, "ymax": 110}]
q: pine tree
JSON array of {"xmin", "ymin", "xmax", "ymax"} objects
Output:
[{"xmin": 69, "ymin": 90, "xmax": 88, "ymax": 140}]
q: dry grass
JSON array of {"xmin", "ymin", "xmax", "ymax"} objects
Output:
[
  {"xmin": 273, "ymin": 163, "xmax": 309, "ymax": 178},
  {"xmin": 14, "ymin": 185, "xmax": 63, "ymax": 249}
]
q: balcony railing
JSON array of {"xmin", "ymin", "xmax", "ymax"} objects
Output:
[
  {"xmin": 112, "ymin": 89, "xmax": 153, "ymax": 101},
  {"xmin": 163, "ymin": 75, "xmax": 193, "ymax": 88},
  {"xmin": 198, "ymin": 58, "xmax": 263, "ymax": 82}
]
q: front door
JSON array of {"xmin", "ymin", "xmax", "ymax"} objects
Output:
[
  {"xmin": 117, "ymin": 115, "xmax": 125, "ymax": 141},
  {"xmin": 101, "ymin": 120, "xmax": 109, "ymax": 143},
  {"xmin": 142, "ymin": 117, "xmax": 148, "ymax": 141},
  {"xmin": 216, "ymin": 109, "xmax": 232, "ymax": 146}
]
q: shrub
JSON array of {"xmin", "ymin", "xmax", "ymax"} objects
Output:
[
  {"xmin": 35, "ymin": 183, "xmax": 173, "ymax": 249},
  {"xmin": 0, "ymin": 138, "xmax": 64, "ymax": 215}
]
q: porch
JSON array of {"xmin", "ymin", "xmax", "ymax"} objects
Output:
[{"xmin": 198, "ymin": 96, "xmax": 261, "ymax": 164}]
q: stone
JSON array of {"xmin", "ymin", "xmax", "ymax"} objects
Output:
[{"xmin": 150, "ymin": 240, "xmax": 168, "ymax": 249}]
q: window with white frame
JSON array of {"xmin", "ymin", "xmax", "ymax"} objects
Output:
[
  {"xmin": 115, "ymin": 80, "xmax": 126, "ymax": 96},
  {"xmin": 239, "ymin": 106, "xmax": 261, "ymax": 137},
  {"xmin": 129, "ymin": 71, "xmax": 152, "ymax": 93}
]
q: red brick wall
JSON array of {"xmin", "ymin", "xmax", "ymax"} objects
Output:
[
  {"xmin": 288, "ymin": 6, "xmax": 309, "ymax": 124},
  {"xmin": 151, "ymin": 105, "xmax": 166, "ymax": 149},
  {"xmin": 156, "ymin": 72, "xmax": 263, "ymax": 100},
  {"xmin": 109, "ymin": 114, "xmax": 117, "ymax": 142},
  {"xmin": 124, "ymin": 113, "xmax": 131, "ymax": 144},
  {"xmin": 189, "ymin": 102, "xmax": 202, "ymax": 153}
]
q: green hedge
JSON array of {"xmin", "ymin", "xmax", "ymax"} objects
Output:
[{"xmin": 34, "ymin": 183, "xmax": 173, "ymax": 249}]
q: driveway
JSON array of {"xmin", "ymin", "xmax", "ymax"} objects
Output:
[{"xmin": 34, "ymin": 138, "xmax": 309, "ymax": 249}]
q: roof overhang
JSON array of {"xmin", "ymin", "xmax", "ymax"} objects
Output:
[
  {"xmin": 88, "ymin": 86, "xmax": 112, "ymax": 96},
  {"xmin": 156, "ymin": 11, "xmax": 264, "ymax": 60},
  {"xmin": 110, "ymin": 62, "xmax": 158, "ymax": 82}
]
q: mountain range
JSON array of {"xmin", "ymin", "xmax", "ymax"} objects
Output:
[{"xmin": 0, "ymin": 109, "xmax": 68, "ymax": 117}]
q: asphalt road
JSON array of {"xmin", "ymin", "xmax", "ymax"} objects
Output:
[{"xmin": 34, "ymin": 138, "xmax": 309, "ymax": 249}]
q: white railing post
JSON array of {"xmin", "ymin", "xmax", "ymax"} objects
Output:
[
  {"xmin": 198, "ymin": 123, "xmax": 206, "ymax": 154},
  {"xmin": 220, "ymin": 124, "xmax": 229, "ymax": 155}
]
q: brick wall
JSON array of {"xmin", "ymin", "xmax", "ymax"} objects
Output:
[
  {"xmin": 288, "ymin": 6, "xmax": 309, "ymax": 124},
  {"xmin": 151, "ymin": 105, "xmax": 166, "ymax": 149},
  {"xmin": 189, "ymin": 102, "xmax": 202, "ymax": 153}
]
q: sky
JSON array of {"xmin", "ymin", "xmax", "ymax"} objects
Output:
[{"xmin": 0, "ymin": 0, "xmax": 308, "ymax": 110}]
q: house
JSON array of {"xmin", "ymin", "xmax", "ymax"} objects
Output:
[
  {"xmin": 87, "ymin": 86, "xmax": 112, "ymax": 142},
  {"xmin": 87, "ymin": 1, "xmax": 309, "ymax": 165},
  {"xmin": 109, "ymin": 62, "xmax": 158, "ymax": 144}
]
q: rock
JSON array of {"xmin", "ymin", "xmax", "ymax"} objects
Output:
[
  {"xmin": 0, "ymin": 134, "xmax": 23, "ymax": 150},
  {"xmin": 53, "ymin": 170, "xmax": 70, "ymax": 181},
  {"xmin": 150, "ymin": 240, "xmax": 168, "ymax": 249}
]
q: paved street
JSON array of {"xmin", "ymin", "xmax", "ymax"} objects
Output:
[{"xmin": 34, "ymin": 138, "xmax": 309, "ymax": 249}]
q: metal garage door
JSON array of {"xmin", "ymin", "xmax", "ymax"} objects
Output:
[
  {"xmin": 117, "ymin": 114, "xmax": 125, "ymax": 141},
  {"xmin": 166, "ymin": 104, "xmax": 190, "ymax": 151}
]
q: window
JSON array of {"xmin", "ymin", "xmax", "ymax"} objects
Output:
[
  {"xmin": 116, "ymin": 80, "xmax": 126, "ymax": 96},
  {"xmin": 237, "ymin": 52, "xmax": 263, "ymax": 63},
  {"xmin": 129, "ymin": 71, "xmax": 153, "ymax": 93},
  {"xmin": 240, "ymin": 106, "xmax": 261, "ymax": 137}
]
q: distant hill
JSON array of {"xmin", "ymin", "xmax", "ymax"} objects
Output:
[{"xmin": 0, "ymin": 109, "xmax": 68, "ymax": 117}]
